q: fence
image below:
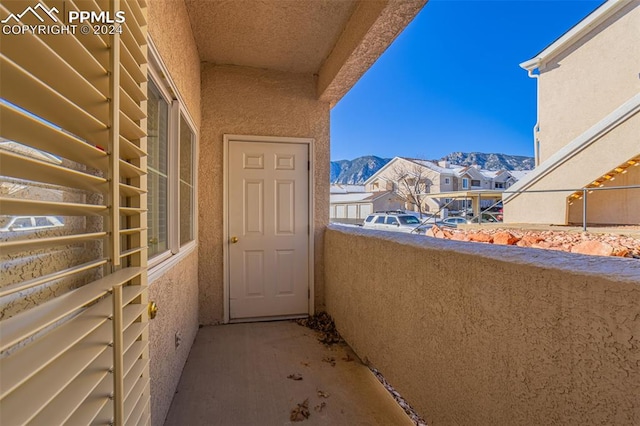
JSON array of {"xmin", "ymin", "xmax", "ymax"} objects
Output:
[
  {"xmin": 497, "ymin": 184, "xmax": 640, "ymax": 231},
  {"xmin": 412, "ymin": 184, "xmax": 639, "ymax": 232}
]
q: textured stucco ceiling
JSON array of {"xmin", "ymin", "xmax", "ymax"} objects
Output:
[{"xmin": 184, "ymin": 0, "xmax": 358, "ymax": 74}]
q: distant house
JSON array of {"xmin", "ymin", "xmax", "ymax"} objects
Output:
[
  {"xmin": 364, "ymin": 157, "xmax": 523, "ymax": 214},
  {"xmin": 329, "ymin": 185, "xmax": 403, "ymax": 225},
  {"xmin": 504, "ymin": 0, "xmax": 640, "ymax": 225},
  {"xmin": 482, "ymin": 170, "xmax": 519, "ymax": 190}
]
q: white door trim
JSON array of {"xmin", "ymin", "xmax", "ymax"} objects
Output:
[{"xmin": 223, "ymin": 134, "xmax": 315, "ymax": 324}]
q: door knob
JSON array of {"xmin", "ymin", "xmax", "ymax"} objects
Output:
[{"xmin": 230, "ymin": 236, "xmax": 239, "ymax": 244}]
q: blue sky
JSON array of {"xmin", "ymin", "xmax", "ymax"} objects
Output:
[{"xmin": 330, "ymin": 0, "xmax": 604, "ymax": 161}]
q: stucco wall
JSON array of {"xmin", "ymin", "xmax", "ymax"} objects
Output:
[
  {"xmin": 199, "ymin": 65, "xmax": 330, "ymax": 325},
  {"xmin": 505, "ymin": 111, "xmax": 640, "ymax": 224},
  {"xmin": 148, "ymin": 0, "xmax": 202, "ymax": 127},
  {"xmin": 325, "ymin": 226, "xmax": 640, "ymax": 425},
  {"xmin": 148, "ymin": 251, "xmax": 199, "ymax": 426},
  {"xmin": 147, "ymin": 2, "xmax": 201, "ymax": 425},
  {"xmin": 537, "ymin": 2, "xmax": 639, "ymax": 163}
]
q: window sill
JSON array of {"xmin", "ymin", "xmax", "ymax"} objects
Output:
[{"xmin": 148, "ymin": 241, "xmax": 197, "ymax": 284}]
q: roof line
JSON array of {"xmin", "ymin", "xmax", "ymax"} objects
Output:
[
  {"xmin": 363, "ymin": 156, "xmax": 402, "ymax": 185},
  {"xmin": 520, "ymin": 0, "xmax": 632, "ymax": 71}
]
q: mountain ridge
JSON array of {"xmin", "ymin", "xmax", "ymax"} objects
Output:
[{"xmin": 330, "ymin": 152, "xmax": 534, "ymax": 184}]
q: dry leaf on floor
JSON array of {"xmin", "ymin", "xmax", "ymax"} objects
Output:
[
  {"xmin": 322, "ymin": 356, "xmax": 336, "ymax": 367},
  {"xmin": 295, "ymin": 312, "xmax": 344, "ymax": 346},
  {"xmin": 317, "ymin": 390, "xmax": 330, "ymax": 398},
  {"xmin": 314, "ymin": 402, "xmax": 326, "ymax": 412},
  {"xmin": 290, "ymin": 398, "xmax": 310, "ymax": 422},
  {"xmin": 287, "ymin": 373, "xmax": 303, "ymax": 381},
  {"xmin": 342, "ymin": 353, "xmax": 354, "ymax": 362}
]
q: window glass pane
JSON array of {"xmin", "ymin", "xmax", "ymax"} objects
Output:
[
  {"xmin": 400, "ymin": 216, "xmax": 420, "ymax": 225},
  {"xmin": 148, "ymin": 171, "xmax": 168, "ymax": 256},
  {"xmin": 179, "ymin": 115, "xmax": 192, "ymax": 184},
  {"xmin": 180, "ymin": 181, "xmax": 193, "ymax": 246},
  {"xmin": 179, "ymin": 114, "xmax": 194, "ymax": 246},
  {"xmin": 0, "ymin": 141, "xmax": 104, "ymax": 318},
  {"xmin": 147, "ymin": 80, "xmax": 169, "ymax": 257}
]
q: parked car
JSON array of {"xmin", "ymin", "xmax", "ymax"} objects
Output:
[
  {"xmin": 439, "ymin": 213, "xmax": 502, "ymax": 228},
  {"xmin": 438, "ymin": 216, "xmax": 468, "ymax": 228},
  {"xmin": 0, "ymin": 216, "xmax": 64, "ymax": 232},
  {"xmin": 362, "ymin": 211, "xmax": 431, "ymax": 234}
]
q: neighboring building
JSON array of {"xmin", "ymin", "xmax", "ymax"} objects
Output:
[
  {"xmin": 0, "ymin": 1, "xmax": 427, "ymax": 424},
  {"xmin": 365, "ymin": 157, "xmax": 522, "ymax": 214},
  {"xmin": 329, "ymin": 185, "xmax": 403, "ymax": 224},
  {"xmin": 483, "ymin": 169, "xmax": 519, "ymax": 190},
  {"xmin": 330, "ymin": 184, "xmax": 367, "ymax": 194},
  {"xmin": 504, "ymin": 0, "xmax": 640, "ymax": 225}
]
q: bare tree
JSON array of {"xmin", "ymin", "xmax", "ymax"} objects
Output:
[{"xmin": 388, "ymin": 162, "xmax": 432, "ymax": 217}]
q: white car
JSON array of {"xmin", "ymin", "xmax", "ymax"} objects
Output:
[
  {"xmin": 438, "ymin": 213, "xmax": 502, "ymax": 228},
  {"xmin": 438, "ymin": 216, "xmax": 468, "ymax": 228},
  {"xmin": 362, "ymin": 212, "xmax": 431, "ymax": 234},
  {"xmin": 0, "ymin": 216, "xmax": 64, "ymax": 232}
]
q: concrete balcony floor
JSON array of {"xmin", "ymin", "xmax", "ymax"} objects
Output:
[{"xmin": 164, "ymin": 321, "xmax": 413, "ymax": 425}]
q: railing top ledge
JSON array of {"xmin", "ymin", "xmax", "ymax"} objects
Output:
[{"xmin": 326, "ymin": 224, "xmax": 640, "ymax": 283}]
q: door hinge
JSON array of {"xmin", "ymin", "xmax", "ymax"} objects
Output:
[
  {"xmin": 307, "ymin": 161, "xmax": 310, "ymax": 171},
  {"xmin": 308, "ymin": 288, "xmax": 310, "ymax": 299}
]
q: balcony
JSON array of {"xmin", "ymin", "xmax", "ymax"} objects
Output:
[
  {"xmin": 163, "ymin": 321, "xmax": 414, "ymax": 425},
  {"xmin": 2, "ymin": 1, "xmax": 638, "ymax": 424},
  {"xmin": 159, "ymin": 226, "xmax": 639, "ymax": 425}
]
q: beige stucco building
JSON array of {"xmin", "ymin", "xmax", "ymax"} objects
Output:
[
  {"xmin": 0, "ymin": 1, "xmax": 426, "ymax": 424},
  {"xmin": 504, "ymin": 0, "xmax": 640, "ymax": 225},
  {"xmin": 365, "ymin": 156, "xmax": 520, "ymax": 214}
]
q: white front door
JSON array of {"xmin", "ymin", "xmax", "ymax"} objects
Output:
[{"xmin": 227, "ymin": 138, "xmax": 310, "ymax": 320}]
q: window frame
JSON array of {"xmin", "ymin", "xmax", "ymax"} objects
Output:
[
  {"xmin": 178, "ymin": 108, "xmax": 196, "ymax": 248},
  {"xmin": 462, "ymin": 178, "xmax": 469, "ymax": 189},
  {"xmin": 147, "ymin": 43, "xmax": 198, "ymax": 274},
  {"xmin": 170, "ymin": 102, "xmax": 197, "ymax": 253},
  {"xmin": 146, "ymin": 76, "xmax": 172, "ymax": 264}
]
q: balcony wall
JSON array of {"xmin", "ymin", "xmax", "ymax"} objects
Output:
[{"xmin": 325, "ymin": 226, "xmax": 640, "ymax": 424}]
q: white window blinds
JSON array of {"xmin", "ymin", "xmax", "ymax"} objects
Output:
[{"xmin": 0, "ymin": 0, "xmax": 150, "ymax": 424}]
